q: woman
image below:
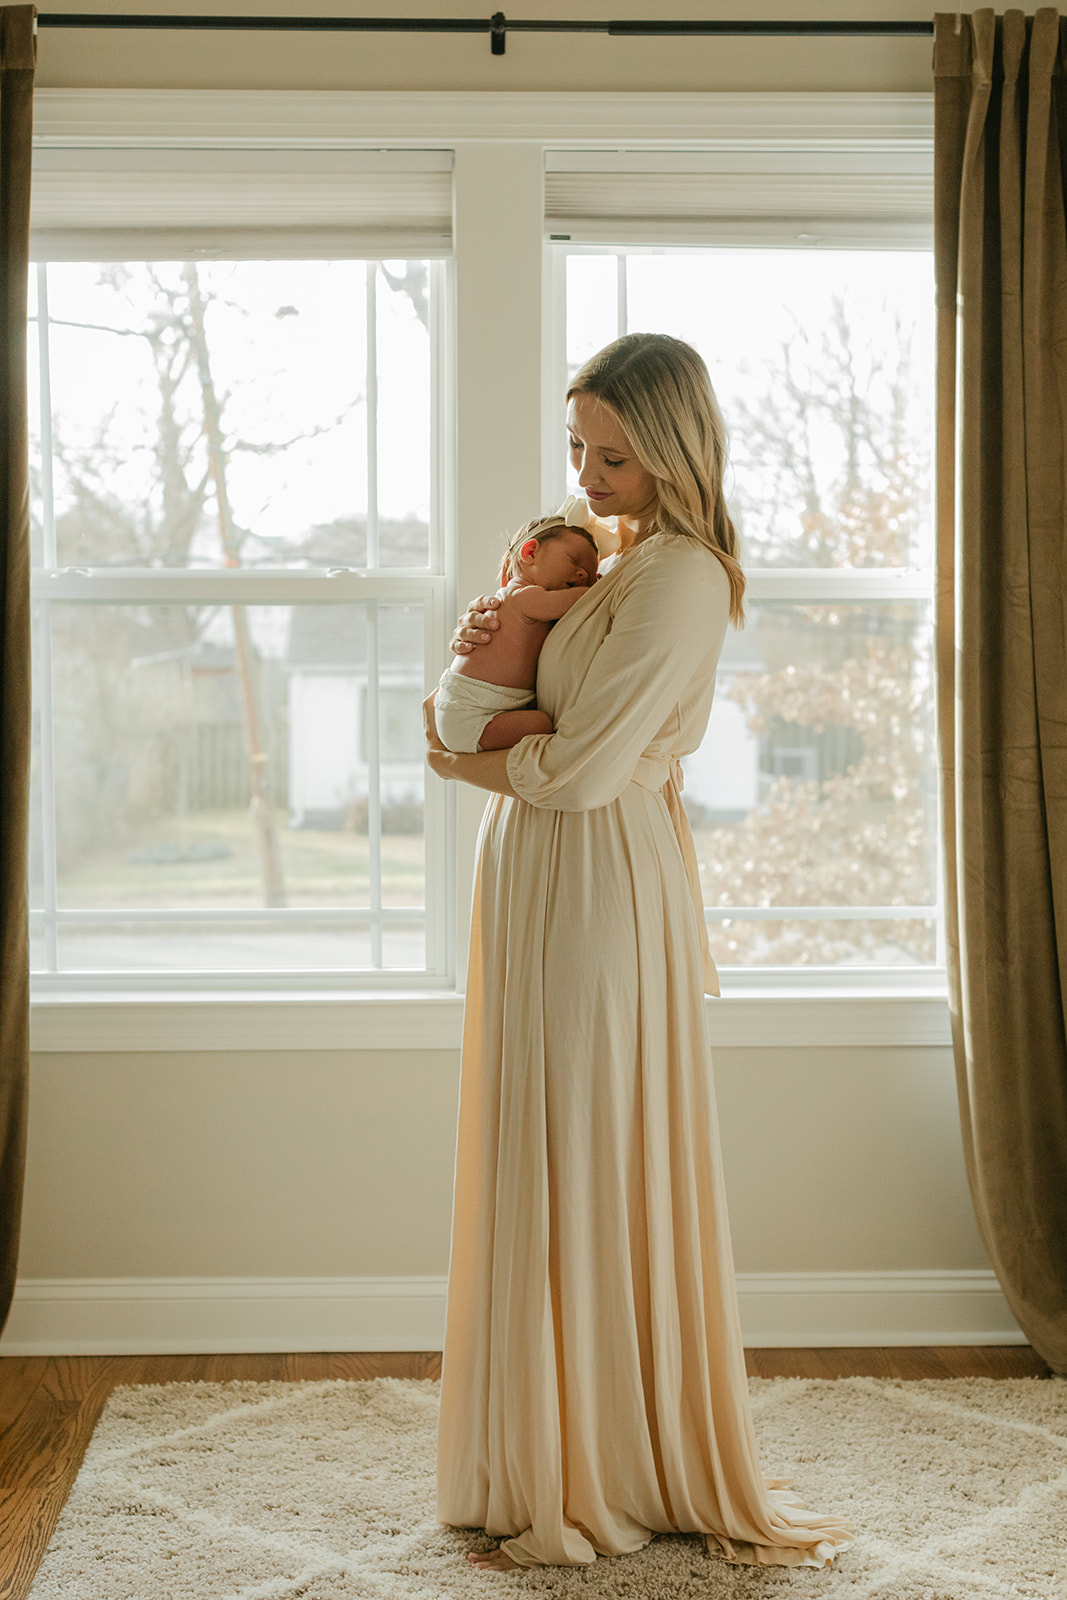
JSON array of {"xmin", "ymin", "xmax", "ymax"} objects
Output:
[{"xmin": 425, "ymin": 334, "xmax": 851, "ymax": 1574}]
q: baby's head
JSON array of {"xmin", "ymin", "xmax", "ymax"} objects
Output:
[{"xmin": 501, "ymin": 516, "xmax": 599, "ymax": 588}]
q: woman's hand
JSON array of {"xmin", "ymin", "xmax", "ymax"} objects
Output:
[
  {"xmin": 450, "ymin": 594, "xmax": 503, "ymax": 656},
  {"xmin": 423, "ymin": 690, "xmax": 455, "ymax": 779},
  {"xmin": 423, "ymin": 689, "xmax": 518, "ymax": 798},
  {"xmin": 423, "ymin": 690, "xmax": 446, "ymax": 752}
]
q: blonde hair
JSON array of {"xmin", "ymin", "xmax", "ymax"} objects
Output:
[
  {"xmin": 567, "ymin": 333, "xmax": 745, "ymax": 626},
  {"xmin": 500, "ymin": 515, "xmax": 598, "ymax": 584}
]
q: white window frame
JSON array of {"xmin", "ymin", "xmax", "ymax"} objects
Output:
[{"xmin": 27, "ymin": 87, "xmax": 946, "ymax": 1053}]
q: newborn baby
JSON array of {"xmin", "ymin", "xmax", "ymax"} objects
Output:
[{"xmin": 434, "ymin": 503, "xmax": 609, "ymax": 754}]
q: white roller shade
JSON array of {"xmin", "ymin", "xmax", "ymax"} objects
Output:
[
  {"xmin": 545, "ymin": 148, "xmax": 933, "ymax": 248},
  {"xmin": 31, "ymin": 146, "xmax": 454, "ymax": 260}
]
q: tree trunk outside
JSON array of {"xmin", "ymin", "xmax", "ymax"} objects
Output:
[{"xmin": 182, "ymin": 264, "xmax": 287, "ymax": 909}]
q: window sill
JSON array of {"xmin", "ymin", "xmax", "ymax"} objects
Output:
[{"xmin": 29, "ymin": 979, "xmax": 951, "ymax": 1053}]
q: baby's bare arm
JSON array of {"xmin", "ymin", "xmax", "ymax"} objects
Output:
[{"xmin": 516, "ymin": 586, "xmax": 591, "ymax": 622}]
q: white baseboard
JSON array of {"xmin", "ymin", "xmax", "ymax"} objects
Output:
[
  {"xmin": 734, "ymin": 1271, "xmax": 1023, "ymax": 1347},
  {"xmin": 0, "ymin": 1276, "xmax": 445, "ymax": 1356},
  {"xmin": 0, "ymin": 1270, "xmax": 1023, "ymax": 1356}
]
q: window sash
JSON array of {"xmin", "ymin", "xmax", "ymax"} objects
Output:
[{"xmin": 30, "ymin": 592, "xmax": 447, "ymax": 986}]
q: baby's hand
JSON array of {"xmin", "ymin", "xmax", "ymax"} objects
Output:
[{"xmin": 450, "ymin": 594, "xmax": 502, "ymax": 655}]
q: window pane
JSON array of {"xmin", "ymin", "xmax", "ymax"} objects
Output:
[
  {"xmin": 47, "ymin": 918, "xmax": 419, "ymax": 975},
  {"xmin": 38, "ymin": 601, "xmax": 425, "ymax": 973},
  {"xmin": 709, "ymin": 916, "xmax": 937, "ymax": 969},
  {"xmin": 566, "ymin": 254, "xmax": 619, "ymax": 373},
  {"xmin": 683, "ymin": 601, "xmax": 937, "ymax": 967},
  {"xmin": 565, "ymin": 248, "xmax": 933, "ymax": 570},
  {"xmin": 30, "ymin": 259, "xmax": 433, "ymax": 572},
  {"xmin": 374, "ymin": 261, "xmax": 433, "ymax": 567}
]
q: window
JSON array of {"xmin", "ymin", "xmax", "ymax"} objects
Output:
[
  {"xmin": 549, "ymin": 147, "xmax": 937, "ymax": 973},
  {"xmin": 28, "ymin": 95, "xmax": 940, "ymax": 1005},
  {"xmin": 29, "ymin": 145, "xmax": 453, "ymax": 987}
]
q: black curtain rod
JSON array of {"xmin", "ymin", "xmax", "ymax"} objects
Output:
[{"xmin": 36, "ymin": 13, "xmax": 936, "ymax": 56}]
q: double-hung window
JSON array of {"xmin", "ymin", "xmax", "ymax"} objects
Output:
[
  {"xmin": 28, "ymin": 144, "xmax": 453, "ymax": 989},
  {"xmin": 544, "ymin": 143, "xmax": 938, "ymax": 982}
]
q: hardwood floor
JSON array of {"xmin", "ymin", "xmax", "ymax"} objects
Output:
[
  {"xmin": 742, "ymin": 1345, "xmax": 1051, "ymax": 1380},
  {"xmin": 0, "ymin": 1346, "xmax": 1051, "ymax": 1600}
]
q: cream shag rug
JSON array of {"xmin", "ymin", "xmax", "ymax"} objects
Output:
[{"xmin": 29, "ymin": 1376, "xmax": 1067, "ymax": 1600}]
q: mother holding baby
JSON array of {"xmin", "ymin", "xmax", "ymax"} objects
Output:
[{"xmin": 424, "ymin": 333, "xmax": 851, "ymax": 1574}]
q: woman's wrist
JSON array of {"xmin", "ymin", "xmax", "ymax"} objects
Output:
[
  {"xmin": 427, "ymin": 746, "xmax": 518, "ymax": 798},
  {"xmin": 427, "ymin": 748, "xmax": 458, "ymax": 780}
]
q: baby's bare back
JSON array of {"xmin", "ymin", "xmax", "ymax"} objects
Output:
[{"xmin": 450, "ymin": 586, "xmax": 552, "ymax": 690}]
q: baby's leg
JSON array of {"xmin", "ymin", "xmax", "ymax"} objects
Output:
[{"xmin": 478, "ymin": 708, "xmax": 552, "ymax": 751}]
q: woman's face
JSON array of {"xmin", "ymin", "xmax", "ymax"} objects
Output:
[{"xmin": 566, "ymin": 393, "xmax": 658, "ymax": 525}]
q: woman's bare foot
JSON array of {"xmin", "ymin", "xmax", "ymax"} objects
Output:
[{"xmin": 467, "ymin": 1546, "xmax": 521, "ymax": 1573}]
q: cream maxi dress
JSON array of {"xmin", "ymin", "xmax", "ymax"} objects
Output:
[{"xmin": 436, "ymin": 531, "xmax": 852, "ymax": 1570}]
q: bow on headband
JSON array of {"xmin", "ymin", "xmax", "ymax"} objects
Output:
[{"xmin": 556, "ymin": 494, "xmax": 621, "ymax": 559}]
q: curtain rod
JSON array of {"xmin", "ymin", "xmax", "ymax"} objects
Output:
[{"xmin": 35, "ymin": 14, "xmax": 936, "ymax": 57}]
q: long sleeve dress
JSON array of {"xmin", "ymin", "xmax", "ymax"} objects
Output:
[{"xmin": 435, "ymin": 531, "xmax": 852, "ymax": 1570}]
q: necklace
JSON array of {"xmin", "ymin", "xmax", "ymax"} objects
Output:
[{"xmin": 617, "ymin": 516, "xmax": 659, "ymax": 556}]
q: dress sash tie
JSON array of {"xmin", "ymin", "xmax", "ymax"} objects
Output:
[{"xmin": 631, "ymin": 754, "xmax": 720, "ymax": 998}]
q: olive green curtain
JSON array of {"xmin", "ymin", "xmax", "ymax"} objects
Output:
[
  {"xmin": 0, "ymin": 3, "xmax": 35, "ymax": 1337},
  {"xmin": 935, "ymin": 8, "xmax": 1067, "ymax": 1374}
]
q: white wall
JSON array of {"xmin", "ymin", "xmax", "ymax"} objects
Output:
[
  {"xmin": 35, "ymin": 0, "xmax": 942, "ymax": 96},
  {"xmin": 5, "ymin": 1036, "xmax": 1020, "ymax": 1353},
  {"xmin": 20, "ymin": 1043, "xmax": 985, "ymax": 1282}
]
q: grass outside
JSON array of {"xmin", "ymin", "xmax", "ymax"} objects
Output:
[
  {"xmin": 52, "ymin": 808, "xmax": 424, "ymax": 910},
  {"xmin": 47, "ymin": 810, "xmax": 931, "ymax": 966}
]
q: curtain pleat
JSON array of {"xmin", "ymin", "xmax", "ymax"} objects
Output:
[
  {"xmin": 934, "ymin": 7, "xmax": 1067, "ymax": 1374},
  {"xmin": 0, "ymin": 3, "xmax": 36, "ymax": 1336}
]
